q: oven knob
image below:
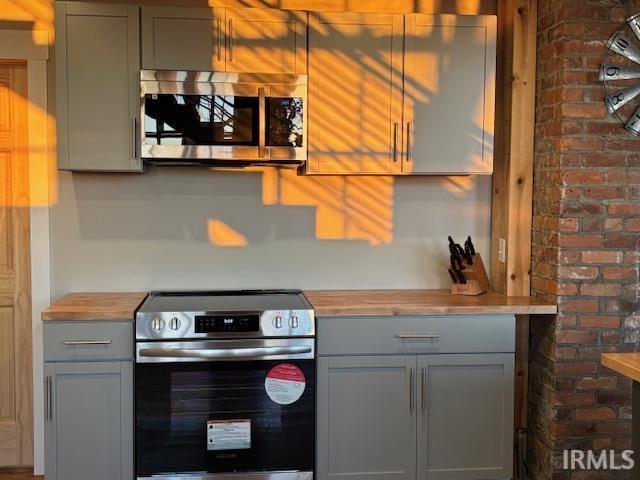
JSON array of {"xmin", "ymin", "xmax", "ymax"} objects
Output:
[
  {"xmin": 151, "ymin": 316, "xmax": 165, "ymax": 332},
  {"xmin": 289, "ymin": 315, "xmax": 299, "ymax": 328},
  {"xmin": 169, "ymin": 316, "xmax": 181, "ymax": 330},
  {"xmin": 273, "ymin": 315, "xmax": 283, "ymax": 329}
]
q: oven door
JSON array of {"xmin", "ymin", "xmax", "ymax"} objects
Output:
[
  {"xmin": 141, "ymin": 79, "xmax": 268, "ymax": 162},
  {"xmin": 135, "ymin": 338, "xmax": 315, "ymax": 479}
]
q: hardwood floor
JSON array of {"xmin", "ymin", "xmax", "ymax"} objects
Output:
[{"xmin": 0, "ymin": 469, "xmax": 42, "ymax": 480}]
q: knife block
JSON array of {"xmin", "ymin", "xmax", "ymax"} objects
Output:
[{"xmin": 450, "ymin": 253, "xmax": 490, "ymax": 296}]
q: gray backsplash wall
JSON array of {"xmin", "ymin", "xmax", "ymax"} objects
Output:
[{"xmin": 49, "ymin": 167, "xmax": 492, "ymax": 299}]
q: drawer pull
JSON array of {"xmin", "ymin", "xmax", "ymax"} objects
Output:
[
  {"xmin": 63, "ymin": 340, "xmax": 113, "ymax": 346},
  {"xmin": 396, "ymin": 334, "xmax": 440, "ymax": 339}
]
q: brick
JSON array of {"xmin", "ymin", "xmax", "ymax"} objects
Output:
[
  {"xmin": 556, "ymin": 137, "xmax": 605, "ymax": 152},
  {"xmin": 608, "ymin": 203, "xmax": 640, "ymax": 215},
  {"xmin": 558, "ymin": 234, "xmax": 602, "ymax": 247},
  {"xmin": 576, "ymin": 377, "xmax": 618, "ymax": 390},
  {"xmin": 596, "ymin": 422, "xmax": 631, "ymax": 435},
  {"xmin": 582, "ymin": 251, "xmax": 623, "ymax": 264},
  {"xmin": 575, "ymin": 407, "xmax": 616, "ymax": 421},
  {"xmin": 556, "ymin": 362, "xmax": 598, "ymax": 376},
  {"xmin": 560, "ymin": 103, "xmax": 606, "ymax": 119},
  {"xmin": 604, "ymin": 218, "xmax": 623, "ymax": 231},
  {"xmin": 556, "ymin": 329, "xmax": 598, "ymax": 344},
  {"xmin": 582, "ymin": 153, "xmax": 626, "ymax": 167},
  {"xmin": 597, "ymin": 390, "xmax": 631, "ymax": 406},
  {"xmin": 583, "ymin": 186, "xmax": 624, "ymax": 200},
  {"xmin": 580, "ymin": 283, "xmax": 622, "ymax": 297},
  {"xmin": 604, "ymin": 234, "xmax": 640, "ymax": 249},
  {"xmin": 560, "ymin": 299, "xmax": 600, "ymax": 314},
  {"xmin": 603, "ymin": 267, "xmax": 636, "ymax": 280},
  {"xmin": 558, "ymin": 266, "xmax": 599, "ymax": 280},
  {"xmin": 580, "ymin": 316, "xmax": 621, "ymax": 328},
  {"xmin": 560, "ymin": 171, "xmax": 605, "ymax": 185},
  {"xmin": 552, "ymin": 391, "xmax": 595, "ymax": 407},
  {"xmin": 625, "ymin": 218, "xmax": 640, "ymax": 232}
]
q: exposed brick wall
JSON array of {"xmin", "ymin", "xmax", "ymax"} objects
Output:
[{"xmin": 531, "ymin": 0, "xmax": 640, "ymax": 478}]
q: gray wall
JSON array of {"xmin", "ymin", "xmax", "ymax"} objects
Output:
[{"xmin": 49, "ymin": 167, "xmax": 491, "ymax": 299}]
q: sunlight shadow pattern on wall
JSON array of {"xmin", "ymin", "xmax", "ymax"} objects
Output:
[{"xmin": 208, "ymin": 218, "xmax": 249, "ymax": 246}]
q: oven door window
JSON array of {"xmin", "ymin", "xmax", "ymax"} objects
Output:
[
  {"xmin": 135, "ymin": 360, "xmax": 315, "ymax": 476},
  {"xmin": 267, "ymin": 97, "xmax": 304, "ymax": 148},
  {"xmin": 144, "ymin": 94, "xmax": 259, "ymax": 146}
]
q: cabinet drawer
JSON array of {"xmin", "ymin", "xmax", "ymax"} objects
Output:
[
  {"xmin": 44, "ymin": 322, "xmax": 133, "ymax": 361},
  {"xmin": 317, "ymin": 315, "xmax": 515, "ymax": 356}
]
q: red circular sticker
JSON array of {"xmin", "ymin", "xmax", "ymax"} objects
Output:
[{"xmin": 265, "ymin": 364, "xmax": 306, "ymax": 405}]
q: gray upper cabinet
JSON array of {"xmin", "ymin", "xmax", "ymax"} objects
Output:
[
  {"xmin": 141, "ymin": 6, "xmax": 307, "ymax": 74},
  {"xmin": 418, "ymin": 354, "xmax": 514, "ymax": 480},
  {"xmin": 403, "ymin": 15, "xmax": 496, "ymax": 174},
  {"xmin": 317, "ymin": 355, "xmax": 417, "ymax": 480},
  {"xmin": 55, "ymin": 2, "xmax": 141, "ymax": 172},
  {"xmin": 44, "ymin": 320, "xmax": 134, "ymax": 480},
  {"xmin": 307, "ymin": 12, "xmax": 404, "ymax": 174},
  {"xmin": 141, "ymin": 6, "xmax": 219, "ymax": 71}
]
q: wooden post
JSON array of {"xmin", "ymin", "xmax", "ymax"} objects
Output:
[{"xmin": 492, "ymin": 0, "xmax": 538, "ymax": 478}]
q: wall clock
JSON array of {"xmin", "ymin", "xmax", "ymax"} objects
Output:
[{"xmin": 601, "ymin": 13, "xmax": 640, "ymax": 135}]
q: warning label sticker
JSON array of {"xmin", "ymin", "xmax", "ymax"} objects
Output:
[
  {"xmin": 265, "ymin": 363, "xmax": 306, "ymax": 405},
  {"xmin": 207, "ymin": 420, "xmax": 251, "ymax": 451}
]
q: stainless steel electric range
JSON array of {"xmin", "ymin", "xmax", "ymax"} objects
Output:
[{"xmin": 134, "ymin": 290, "xmax": 315, "ymax": 480}]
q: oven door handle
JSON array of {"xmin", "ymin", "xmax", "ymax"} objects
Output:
[{"xmin": 138, "ymin": 345, "xmax": 312, "ymax": 360}]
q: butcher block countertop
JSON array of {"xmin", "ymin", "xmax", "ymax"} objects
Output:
[
  {"xmin": 602, "ymin": 353, "xmax": 640, "ymax": 383},
  {"xmin": 303, "ymin": 289, "xmax": 557, "ymax": 317},
  {"xmin": 42, "ymin": 290, "xmax": 557, "ymax": 322},
  {"xmin": 42, "ymin": 292, "xmax": 148, "ymax": 321}
]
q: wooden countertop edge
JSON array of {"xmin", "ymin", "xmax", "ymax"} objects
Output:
[
  {"xmin": 42, "ymin": 292, "xmax": 148, "ymax": 321},
  {"xmin": 312, "ymin": 305, "xmax": 558, "ymax": 316},
  {"xmin": 601, "ymin": 353, "xmax": 640, "ymax": 383}
]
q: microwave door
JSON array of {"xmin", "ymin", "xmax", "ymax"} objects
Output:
[
  {"xmin": 141, "ymin": 82, "xmax": 267, "ymax": 161},
  {"xmin": 267, "ymin": 84, "xmax": 307, "ymax": 162}
]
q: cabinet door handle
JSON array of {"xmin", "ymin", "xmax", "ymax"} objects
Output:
[
  {"xmin": 421, "ymin": 367, "xmax": 427, "ymax": 412},
  {"xmin": 217, "ymin": 18, "xmax": 222, "ymax": 61},
  {"xmin": 409, "ymin": 367, "xmax": 415, "ymax": 412},
  {"xmin": 63, "ymin": 340, "xmax": 113, "ymax": 346},
  {"xmin": 406, "ymin": 122, "xmax": 413, "ymax": 163},
  {"xmin": 393, "ymin": 122, "xmax": 399, "ymax": 162},
  {"xmin": 258, "ymin": 87, "xmax": 266, "ymax": 158},
  {"xmin": 132, "ymin": 118, "xmax": 137, "ymax": 159},
  {"xmin": 228, "ymin": 19, "xmax": 233, "ymax": 62},
  {"xmin": 396, "ymin": 334, "xmax": 440, "ymax": 339},
  {"xmin": 45, "ymin": 376, "xmax": 52, "ymax": 421}
]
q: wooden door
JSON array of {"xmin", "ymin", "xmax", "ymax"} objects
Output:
[
  {"xmin": 403, "ymin": 15, "xmax": 496, "ymax": 174},
  {"xmin": 224, "ymin": 8, "xmax": 307, "ymax": 74},
  {"xmin": 316, "ymin": 355, "xmax": 416, "ymax": 480},
  {"xmin": 44, "ymin": 362, "xmax": 133, "ymax": 480},
  {"xmin": 0, "ymin": 63, "xmax": 33, "ymax": 467},
  {"xmin": 56, "ymin": 2, "xmax": 141, "ymax": 172},
  {"xmin": 417, "ymin": 354, "xmax": 514, "ymax": 480},
  {"xmin": 307, "ymin": 12, "xmax": 404, "ymax": 174},
  {"xmin": 141, "ymin": 6, "xmax": 221, "ymax": 71}
]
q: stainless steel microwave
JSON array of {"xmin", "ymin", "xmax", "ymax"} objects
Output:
[{"xmin": 140, "ymin": 70, "xmax": 307, "ymax": 166}]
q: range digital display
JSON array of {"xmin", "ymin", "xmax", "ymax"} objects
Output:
[{"xmin": 195, "ymin": 314, "xmax": 260, "ymax": 333}]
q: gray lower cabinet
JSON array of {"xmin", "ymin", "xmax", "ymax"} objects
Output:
[
  {"xmin": 44, "ymin": 322, "xmax": 133, "ymax": 480},
  {"xmin": 418, "ymin": 354, "xmax": 514, "ymax": 480},
  {"xmin": 56, "ymin": 2, "xmax": 141, "ymax": 172},
  {"xmin": 316, "ymin": 315, "xmax": 515, "ymax": 480},
  {"xmin": 317, "ymin": 355, "xmax": 417, "ymax": 480}
]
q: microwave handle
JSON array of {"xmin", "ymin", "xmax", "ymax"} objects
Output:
[
  {"xmin": 138, "ymin": 345, "xmax": 312, "ymax": 360},
  {"xmin": 258, "ymin": 87, "xmax": 267, "ymax": 158}
]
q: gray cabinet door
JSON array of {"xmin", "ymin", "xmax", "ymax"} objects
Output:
[
  {"xmin": 317, "ymin": 355, "xmax": 417, "ymax": 480},
  {"xmin": 306, "ymin": 12, "xmax": 404, "ymax": 174},
  {"xmin": 417, "ymin": 354, "xmax": 514, "ymax": 480},
  {"xmin": 403, "ymin": 15, "xmax": 496, "ymax": 175},
  {"xmin": 224, "ymin": 8, "xmax": 307, "ymax": 74},
  {"xmin": 44, "ymin": 362, "xmax": 133, "ymax": 480},
  {"xmin": 56, "ymin": 2, "xmax": 141, "ymax": 171},
  {"xmin": 141, "ymin": 6, "xmax": 222, "ymax": 71}
]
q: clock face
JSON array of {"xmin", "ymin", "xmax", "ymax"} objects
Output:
[{"xmin": 601, "ymin": 13, "xmax": 640, "ymax": 135}]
